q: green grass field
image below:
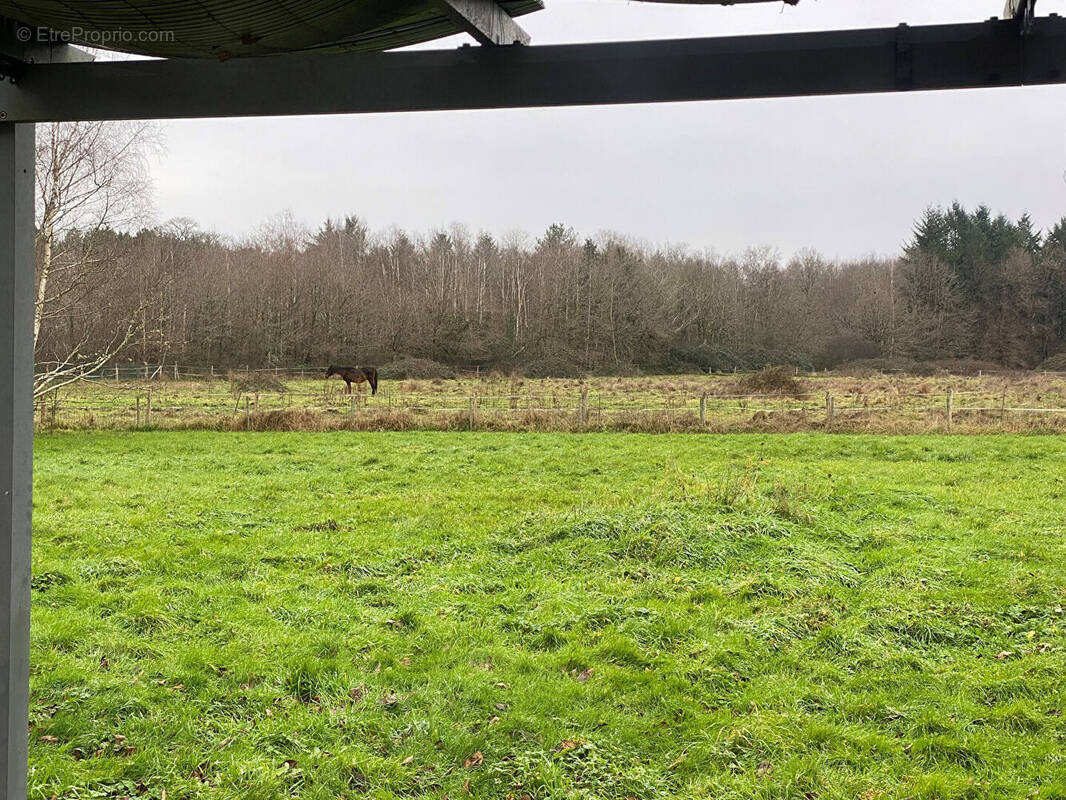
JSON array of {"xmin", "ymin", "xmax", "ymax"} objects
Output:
[{"xmin": 29, "ymin": 432, "xmax": 1066, "ymax": 799}]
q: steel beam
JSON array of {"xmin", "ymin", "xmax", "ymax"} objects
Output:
[
  {"xmin": 0, "ymin": 121, "xmax": 33, "ymax": 800},
  {"xmin": 1, "ymin": 16, "xmax": 1064, "ymax": 123},
  {"xmin": 435, "ymin": 0, "xmax": 533, "ymax": 45}
]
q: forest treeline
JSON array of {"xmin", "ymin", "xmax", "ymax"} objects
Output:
[{"xmin": 36, "ymin": 203, "xmax": 1066, "ymax": 376}]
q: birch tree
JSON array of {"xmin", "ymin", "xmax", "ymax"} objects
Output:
[{"xmin": 33, "ymin": 120, "xmax": 162, "ymax": 397}]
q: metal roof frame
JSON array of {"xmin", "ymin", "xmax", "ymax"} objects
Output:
[
  {"xmin": 4, "ymin": 17, "xmax": 1066, "ymax": 123},
  {"xmin": 0, "ymin": 0, "xmax": 545, "ymax": 58}
]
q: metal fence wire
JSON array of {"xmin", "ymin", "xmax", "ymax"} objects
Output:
[{"xmin": 29, "ymin": 366, "xmax": 1066, "ymax": 433}]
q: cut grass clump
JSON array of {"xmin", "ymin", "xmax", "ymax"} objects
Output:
[{"xmin": 284, "ymin": 660, "xmax": 334, "ymax": 703}]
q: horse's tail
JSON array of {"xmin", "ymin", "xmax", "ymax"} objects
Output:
[{"xmin": 365, "ymin": 366, "xmax": 378, "ymax": 395}]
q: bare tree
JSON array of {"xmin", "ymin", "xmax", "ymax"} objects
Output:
[
  {"xmin": 898, "ymin": 252, "xmax": 973, "ymax": 360},
  {"xmin": 32, "ymin": 192, "xmax": 1066, "ymax": 375},
  {"xmin": 33, "ymin": 120, "xmax": 163, "ymax": 398}
]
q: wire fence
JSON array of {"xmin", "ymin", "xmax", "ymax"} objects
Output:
[
  {"xmin": 30, "ymin": 368, "xmax": 1066, "ymax": 434},
  {"xmin": 36, "ymin": 363, "xmax": 333, "ymax": 382},
  {"xmin": 34, "ymin": 362, "xmax": 1066, "ymax": 383}
]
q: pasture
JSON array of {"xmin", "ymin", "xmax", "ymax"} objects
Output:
[
  {"xmin": 29, "ymin": 431, "xmax": 1066, "ymax": 799},
  {"xmin": 32, "ymin": 371, "xmax": 1066, "ymax": 433}
]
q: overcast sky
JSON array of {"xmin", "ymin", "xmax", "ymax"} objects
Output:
[{"xmin": 150, "ymin": 0, "xmax": 1066, "ymax": 260}]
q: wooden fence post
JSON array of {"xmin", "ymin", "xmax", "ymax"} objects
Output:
[
  {"xmin": 579, "ymin": 389, "xmax": 588, "ymax": 426},
  {"xmin": 136, "ymin": 395, "xmax": 141, "ymax": 427},
  {"xmin": 946, "ymin": 390, "xmax": 953, "ymax": 431},
  {"xmin": 469, "ymin": 396, "xmax": 477, "ymax": 429},
  {"xmin": 114, "ymin": 364, "xmax": 119, "ymax": 380},
  {"xmin": 826, "ymin": 392, "xmax": 834, "ymax": 426},
  {"xmin": 254, "ymin": 392, "xmax": 259, "ymax": 413},
  {"xmin": 699, "ymin": 393, "xmax": 707, "ymax": 425},
  {"xmin": 173, "ymin": 363, "xmax": 179, "ymax": 380},
  {"xmin": 244, "ymin": 396, "xmax": 250, "ymax": 429},
  {"xmin": 145, "ymin": 388, "xmax": 152, "ymax": 425}
]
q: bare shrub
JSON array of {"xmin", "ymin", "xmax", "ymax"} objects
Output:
[
  {"xmin": 1036, "ymin": 353, "xmax": 1066, "ymax": 372},
  {"xmin": 523, "ymin": 357, "xmax": 587, "ymax": 379},
  {"xmin": 229, "ymin": 371, "xmax": 288, "ymax": 395},
  {"xmin": 839, "ymin": 358, "xmax": 1002, "ymax": 377},
  {"xmin": 225, "ymin": 409, "xmax": 322, "ymax": 431},
  {"xmin": 920, "ymin": 359, "xmax": 1002, "ymax": 376},
  {"xmin": 735, "ymin": 367, "xmax": 805, "ymax": 398},
  {"xmin": 378, "ymin": 358, "xmax": 456, "ymax": 380},
  {"xmin": 836, "ymin": 358, "xmax": 917, "ymax": 376}
]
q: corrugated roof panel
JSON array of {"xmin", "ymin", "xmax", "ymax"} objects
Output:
[{"xmin": 0, "ymin": 0, "xmax": 546, "ymax": 57}]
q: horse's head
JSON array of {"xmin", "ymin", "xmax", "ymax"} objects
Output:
[{"xmin": 325, "ymin": 365, "xmax": 337, "ymax": 378}]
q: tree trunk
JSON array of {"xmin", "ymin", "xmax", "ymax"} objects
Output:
[{"xmin": 33, "ymin": 216, "xmax": 54, "ymax": 351}]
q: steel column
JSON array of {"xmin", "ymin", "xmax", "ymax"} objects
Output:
[{"xmin": 0, "ymin": 121, "xmax": 34, "ymax": 800}]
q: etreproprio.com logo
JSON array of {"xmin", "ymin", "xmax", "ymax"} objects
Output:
[{"xmin": 16, "ymin": 25, "xmax": 175, "ymax": 46}]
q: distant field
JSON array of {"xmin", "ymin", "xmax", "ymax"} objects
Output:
[
  {"xmin": 29, "ymin": 432, "xmax": 1066, "ymax": 799},
  {"xmin": 33, "ymin": 371, "xmax": 1066, "ymax": 433}
]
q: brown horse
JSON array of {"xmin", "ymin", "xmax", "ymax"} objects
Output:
[{"xmin": 326, "ymin": 365, "xmax": 379, "ymax": 395}]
